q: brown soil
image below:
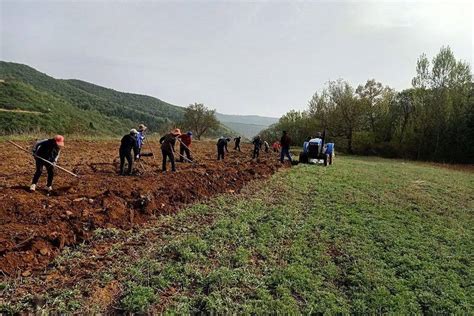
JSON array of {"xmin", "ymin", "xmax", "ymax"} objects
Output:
[{"xmin": 0, "ymin": 140, "xmax": 285, "ymax": 277}]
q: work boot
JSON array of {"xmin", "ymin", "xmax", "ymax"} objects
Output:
[
  {"xmin": 46, "ymin": 186, "xmax": 53, "ymax": 193},
  {"xmin": 30, "ymin": 184, "xmax": 36, "ymax": 192}
]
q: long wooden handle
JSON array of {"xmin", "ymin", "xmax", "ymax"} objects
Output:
[
  {"xmin": 8, "ymin": 140, "xmax": 79, "ymax": 177},
  {"xmin": 177, "ymin": 138, "xmax": 195, "ymax": 155}
]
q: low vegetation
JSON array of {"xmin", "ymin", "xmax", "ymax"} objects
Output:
[{"xmin": 2, "ymin": 156, "xmax": 471, "ymax": 313}]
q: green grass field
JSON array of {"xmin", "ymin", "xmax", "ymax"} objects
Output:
[{"xmin": 2, "ymin": 156, "xmax": 473, "ymax": 313}]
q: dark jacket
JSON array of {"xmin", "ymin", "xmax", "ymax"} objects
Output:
[
  {"xmin": 280, "ymin": 134, "xmax": 291, "ymax": 148},
  {"xmin": 33, "ymin": 139, "xmax": 60, "ymax": 162},
  {"xmin": 160, "ymin": 133, "xmax": 177, "ymax": 153},
  {"xmin": 234, "ymin": 137, "xmax": 241, "ymax": 144},
  {"xmin": 252, "ymin": 137, "xmax": 263, "ymax": 148},
  {"xmin": 120, "ymin": 134, "xmax": 139, "ymax": 155},
  {"xmin": 217, "ymin": 138, "xmax": 229, "ymax": 151}
]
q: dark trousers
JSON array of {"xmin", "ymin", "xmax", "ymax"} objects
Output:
[
  {"xmin": 119, "ymin": 150, "xmax": 133, "ymax": 175},
  {"xmin": 252, "ymin": 147, "xmax": 260, "ymax": 159},
  {"xmin": 162, "ymin": 149, "xmax": 176, "ymax": 171},
  {"xmin": 217, "ymin": 147, "xmax": 225, "ymax": 160},
  {"xmin": 179, "ymin": 145, "xmax": 192, "ymax": 162},
  {"xmin": 235, "ymin": 143, "xmax": 240, "ymax": 151},
  {"xmin": 32, "ymin": 158, "xmax": 54, "ymax": 186},
  {"xmin": 280, "ymin": 146, "xmax": 292, "ymax": 163}
]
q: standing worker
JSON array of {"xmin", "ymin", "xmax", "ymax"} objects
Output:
[
  {"xmin": 217, "ymin": 136, "xmax": 230, "ymax": 160},
  {"xmin": 234, "ymin": 136, "xmax": 241, "ymax": 151},
  {"xmin": 136, "ymin": 124, "xmax": 147, "ymax": 158},
  {"xmin": 160, "ymin": 128, "xmax": 181, "ymax": 172},
  {"xmin": 119, "ymin": 129, "xmax": 139, "ymax": 175},
  {"xmin": 280, "ymin": 131, "xmax": 293, "ymax": 163},
  {"xmin": 30, "ymin": 135, "xmax": 65, "ymax": 192},
  {"xmin": 178, "ymin": 131, "xmax": 193, "ymax": 162},
  {"xmin": 252, "ymin": 135, "xmax": 263, "ymax": 159},
  {"xmin": 264, "ymin": 140, "xmax": 270, "ymax": 153}
]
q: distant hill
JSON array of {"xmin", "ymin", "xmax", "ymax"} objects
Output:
[
  {"xmin": 215, "ymin": 113, "xmax": 278, "ymax": 138},
  {"xmin": 0, "ymin": 62, "xmax": 233, "ymax": 137}
]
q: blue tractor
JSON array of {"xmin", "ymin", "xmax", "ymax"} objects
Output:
[{"xmin": 299, "ymin": 130, "xmax": 335, "ymax": 166}]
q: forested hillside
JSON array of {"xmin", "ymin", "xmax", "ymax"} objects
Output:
[{"xmin": 0, "ymin": 62, "xmax": 234, "ymax": 137}]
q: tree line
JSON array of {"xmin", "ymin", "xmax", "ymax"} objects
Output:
[{"xmin": 260, "ymin": 46, "xmax": 473, "ymax": 163}]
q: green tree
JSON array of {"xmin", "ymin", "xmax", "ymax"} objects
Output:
[
  {"xmin": 328, "ymin": 80, "xmax": 363, "ymax": 154},
  {"xmin": 182, "ymin": 103, "xmax": 219, "ymax": 140}
]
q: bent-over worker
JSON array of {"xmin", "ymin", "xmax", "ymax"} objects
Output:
[
  {"xmin": 30, "ymin": 135, "xmax": 64, "ymax": 192},
  {"xmin": 160, "ymin": 128, "xmax": 181, "ymax": 172},
  {"xmin": 119, "ymin": 129, "xmax": 139, "ymax": 175}
]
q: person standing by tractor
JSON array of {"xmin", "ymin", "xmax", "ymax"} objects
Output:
[
  {"xmin": 217, "ymin": 136, "xmax": 230, "ymax": 160},
  {"xmin": 280, "ymin": 131, "xmax": 292, "ymax": 163},
  {"xmin": 119, "ymin": 129, "xmax": 139, "ymax": 175},
  {"xmin": 160, "ymin": 128, "xmax": 181, "ymax": 172},
  {"xmin": 30, "ymin": 135, "xmax": 65, "ymax": 192},
  {"xmin": 178, "ymin": 131, "xmax": 193, "ymax": 162},
  {"xmin": 234, "ymin": 136, "xmax": 241, "ymax": 151},
  {"xmin": 252, "ymin": 135, "xmax": 263, "ymax": 159}
]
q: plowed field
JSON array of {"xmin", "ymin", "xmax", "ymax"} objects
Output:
[{"xmin": 0, "ymin": 140, "xmax": 284, "ymax": 277}]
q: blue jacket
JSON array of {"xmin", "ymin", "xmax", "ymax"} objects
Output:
[
  {"xmin": 325, "ymin": 143, "xmax": 334, "ymax": 155},
  {"xmin": 137, "ymin": 131, "xmax": 145, "ymax": 148}
]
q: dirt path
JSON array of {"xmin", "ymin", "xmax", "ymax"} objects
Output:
[
  {"xmin": 0, "ymin": 140, "xmax": 285, "ymax": 277},
  {"xmin": 0, "ymin": 108, "xmax": 43, "ymax": 114}
]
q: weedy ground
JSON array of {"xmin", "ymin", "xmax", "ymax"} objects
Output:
[{"xmin": 1, "ymin": 156, "xmax": 473, "ymax": 313}]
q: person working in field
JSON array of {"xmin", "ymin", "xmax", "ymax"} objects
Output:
[
  {"xmin": 30, "ymin": 135, "xmax": 65, "ymax": 193},
  {"xmin": 216, "ymin": 136, "xmax": 230, "ymax": 160},
  {"xmin": 160, "ymin": 128, "xmax": 181, "ymax": 172},
  {"xmin": 234, "ymin": 136, "xmax": 241, "ymax": 151},
  {"xmin": 136, "ymin": 124, "xmax": 147, "ymax": 158},
  {"xmin": 119, "ymin": 129, "xmax": 139, "ymax": 175},
  {"xmin": 272, "ymin": 141, "xmax": 281, "ymax": 153},
  {"xmin": 264, "ymin": 140, "xmax": 270, "ymax": 153},
  {"xmin": 280, "ymin": 131, "xmax": 292, "ymax": 163},
  {"xmin": 178, "ymin": 131, "xmax": 193, "ymax": 162},
  {"xmin": 252, "ymin": 135, "xmax": 263, "ymax": 159}
]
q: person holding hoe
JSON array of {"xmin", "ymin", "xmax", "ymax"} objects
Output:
[
  {"xmin": 119, "ymin": 129, "xmax": 140, "ymax": 175},
  {"xmin": 30, "ymin": 135, "xmax": 65, "ymax": 193},
  {"xmin": 136, "ymin": 124, "xmax": 147, "ymax": 158},
  {"xmin": 234, "ymin": 136, "xmax": 241, "ymax": 151},
  {"xmin": 160, "ymin": 128, "xmax": 181, "ymax": 172},
  {"xmin": 178, "ymin": 131, "xmax": 193, "ymax": 162},
  {"xmin": 216, "ymin": 136, "xmax": 230, "ymax": 160}
]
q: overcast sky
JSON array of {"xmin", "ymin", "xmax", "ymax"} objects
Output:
[{"xmin": 1, "ymin": 0, "xmax": 472, "ymax": 117}]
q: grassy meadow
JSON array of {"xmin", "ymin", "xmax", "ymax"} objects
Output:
[{"xmin": 1, "ymin": 156, "xmax": 473, "ymax": 313}]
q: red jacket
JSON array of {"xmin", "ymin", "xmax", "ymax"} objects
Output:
[{"xmin": 178, "ymin": 134, "xmax": 192, "ymax": 146}]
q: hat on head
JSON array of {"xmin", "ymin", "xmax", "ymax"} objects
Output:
[
  {"xmin": 187, "ymin": 131, "xmax": 193, "ymax": 136},
  {"xmin": 171, "ymin": 128, "xmax": 181, "ymax": 136},
  {"xmin": 130, "ymin": 128, "xmax": 138, "ymax": 135},
  {"xmin": 138, "ymin": 124, "xmax": 147, "ymax": 131},
  {"xmin": 54, "ymin": 135, "xmax": 65, "ymax": 147}
]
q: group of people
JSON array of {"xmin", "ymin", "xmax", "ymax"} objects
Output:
[
  {"xmin": 28, "ymin": 127, "xmax": 297, "ymax": 192},
  {"xmin": 119, "ymin": 125, "xmax": 194, "ymax": 174}
]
